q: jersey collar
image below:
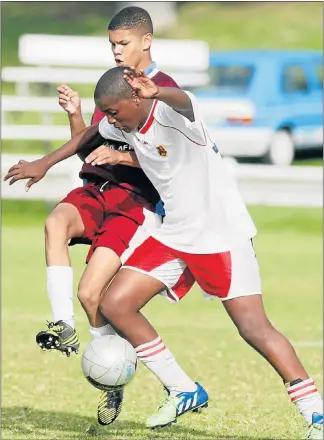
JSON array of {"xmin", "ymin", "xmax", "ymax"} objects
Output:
[
  {"xmin": 138, "ymin": 63, "xmax": 159, "ymax": 134},
  {"xmin": 139, "ymin": 99, "xmax": 158, "ymax": 134},
  {"xmin": 145, "ymin": 62, "xmax": 159, "ymax": 79}
]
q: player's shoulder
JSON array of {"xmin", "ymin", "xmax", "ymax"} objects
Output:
[
  {"xmin": 91, "ymin": 106, "xmax": 106, "ymax": 125},
  {"xmin": 152, "ymin": 70, "xmax": 180, "ymax": 89}
]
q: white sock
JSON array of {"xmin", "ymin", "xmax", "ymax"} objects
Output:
[
  {"xmin": 286, "ymin": 378, "xmax": 323, "ymax": 424},
  {"xmin": 136, "ymin": 336, "xmax": 197, "ymax": 395},
  {"xmin": 89, "ymin": 324, "xmax": 116, "ymax": 339},
  {"xmin": 46, "ymin": 266, "xmax": 74, "ymax": 329}
]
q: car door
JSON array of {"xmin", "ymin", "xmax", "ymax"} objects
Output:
[{"xmin": 280, "ymin": 60, "xmax": 322, "ymax": 149}]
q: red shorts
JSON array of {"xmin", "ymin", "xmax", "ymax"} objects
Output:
[
  {"xmin": 122, "ymin": 236, "xmax": 262, "ymax": 302},
  {"xmin": 60, "ymin": 182, "xmax": 160, "ymax": 263}
]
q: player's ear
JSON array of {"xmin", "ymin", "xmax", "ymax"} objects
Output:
[
  {"xmin": 132, "ymin": 91, "xmax": 140, "ymax": 105},
  {"xmin": 143, "ymin": 33, "xmax": 152, "ymax": 51}
]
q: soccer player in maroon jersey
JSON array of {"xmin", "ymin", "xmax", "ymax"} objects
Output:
[{"xmin": 5, "ymin": 7, "xmax": 187, "ymax": 426}]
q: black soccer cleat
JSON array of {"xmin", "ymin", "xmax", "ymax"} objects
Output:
[
  {"xmin": 36, "ymin": 320, "xmax": 80, "ymax": 357},
  {"xmin": 97, "ymin": 387, "xmax": 124, "ymax": 425}
]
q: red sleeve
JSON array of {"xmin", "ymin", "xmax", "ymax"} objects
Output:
[
  {"xmin": 91, "ymin": 107, "xmax": 106, "ymax": 125},
  {"xmin": 153, "ymin": 72, "xmax": 180, "ymax": 89}
]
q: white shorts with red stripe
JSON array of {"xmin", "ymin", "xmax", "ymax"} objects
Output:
[{"xmin": 121, "ymin": 236, "xmax": 262, "ymax": 302}]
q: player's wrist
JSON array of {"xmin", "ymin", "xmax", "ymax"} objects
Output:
[
  {"xmin": 152, "ymin": 85, "xmax": 161, "ymax": 99},
  {"xmin": 38, "ymin": 155, "xmax": 53, "ymax": 171},
  {"xmin": 68, "ymin": 108, "xmax": 82, "ymax": 118},
  {"xmin": 116, "ymin": 150, "xmax": 125, "ymax": 165}
]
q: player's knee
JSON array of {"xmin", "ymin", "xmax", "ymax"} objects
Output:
[
  {"xmin": 45, "ymin": 204, "xmax": 83, "ymax": 241},
  {"xmin": 237, "ymin": 317, "xmax": 274, "ymax": 345},
  {"xmin": 45, "ymin": 209, "xmax": 70, "ymax": 239},
  {"xmin": 99, "ymin": 291, "xmax": 128, "ymax": 323},
  {"xmin": 77, "ymin": 282, "xmax": 100, "ymax": 311}
]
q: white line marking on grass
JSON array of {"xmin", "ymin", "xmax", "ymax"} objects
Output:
[{"xmin": 293, "ymin": 341, "xmax": 323, "ymax": 348}]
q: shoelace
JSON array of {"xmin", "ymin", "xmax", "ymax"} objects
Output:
[
  {"xmin": 46, "ymin": 321, "xmax": 64, "ymax": 332},
  {"xmin": 307, "ymin": 424, "xmax": 322, "ymax": 439},
  {"xmin": 157, "ymin": 394, "xmax": 181, "ymax": 414}
]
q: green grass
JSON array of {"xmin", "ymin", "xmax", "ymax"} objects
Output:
[
  {"xmin": 2, "ymin": 2, "xmax": 322, "ymax": 68},
  {"xmin": 1, "ymin": 205, "xmax": 322, "ymax": 439},
  {"xmin": 166, "ymin": 2, "xmax": 322, "ymax": 51}
]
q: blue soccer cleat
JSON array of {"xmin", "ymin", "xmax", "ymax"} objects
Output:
[{"xmin": 146, "ymin": 382, "xmax": 208, "ymax": 429}]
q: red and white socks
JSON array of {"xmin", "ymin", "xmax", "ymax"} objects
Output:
[
  {"xmin": 135, "ymin": 336, "xmax": 197, "ymax": 395},
  {"xmin": 286, "ymin": 378, "xmax": 323, "ymax": 424}
]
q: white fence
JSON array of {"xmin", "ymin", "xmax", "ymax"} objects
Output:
[
  {"xmin": 2, "ymin": 33, "xmax": 210, "ymax": 143},
  {"xmin": 2, "ymin": 33, "xmax": 322, "ymax": 208},
  {"xmin": 2, "ymin": 154, "xmax": 322, "ymax": 208}
]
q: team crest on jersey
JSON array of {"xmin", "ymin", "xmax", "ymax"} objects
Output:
[{"xmin": 156, "ymin": 145, "xmax": 167, "ymax": 157}]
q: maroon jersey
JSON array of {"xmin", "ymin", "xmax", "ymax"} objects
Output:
[{"xmin": 79, "ymin": 70, "xmax": 179, "ymax": 204}]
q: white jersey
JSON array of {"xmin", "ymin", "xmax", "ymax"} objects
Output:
[{"xmin": 98, "ymin": 91, "xmax": 257, "ymax": 253}]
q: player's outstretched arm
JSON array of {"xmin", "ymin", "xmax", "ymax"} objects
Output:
[
  {"xmin": 57, "ymin": 84, "xmax": 87, "ymax": 137},
  {"xmin": 4, "ymin": 124, "xmax": 99, "ymax": 191},
  {"xmin": 124, "ymin": 68, "xmax": 194, "ymax": 122}
]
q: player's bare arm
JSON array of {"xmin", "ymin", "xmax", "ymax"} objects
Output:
[
  {"xmin": 4, "ymin": 124, "xmax": 141, "ymax": 189},
  {"xmin": 57, "ymin": 84, "xmax": 87, "ymax": 137},
  {"xmin": 4, "ymin": 124, "xmax": 99, "ymax": 190},
  {"xmin": 124, "ymin": 68, "xmax": 194, "ymax": 121}
]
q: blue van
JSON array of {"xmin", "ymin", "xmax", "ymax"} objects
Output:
[{"xmin": 195, "ymin": 50, "xmax": 322, "ymax": 165}]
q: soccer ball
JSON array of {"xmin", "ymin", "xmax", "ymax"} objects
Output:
[{"xmin": 81, "ymin": 335, "xmax": 137, "ymax": 391}]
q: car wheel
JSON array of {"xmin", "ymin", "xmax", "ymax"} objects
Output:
[{"xmin": 264, "ymin": 130, "xmax": 295, "ymax": 166}]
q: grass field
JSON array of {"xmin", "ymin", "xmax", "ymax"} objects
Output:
[{"xmin": 2, "ymin": 205, "xmax": 323, "ymax": 440}]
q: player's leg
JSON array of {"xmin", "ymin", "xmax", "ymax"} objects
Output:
[
  {"xmin": 78, "ymin": 189, "xmax": 161, "ymax": 340},
  {"xmin": 189, "ymin": 240, "xmax": 323, "ymax": 438},
  {"xmin": 223, "ymin": 296, "xmax": 323, "ymax": 438},
  {"xmin": 78, "ymin": 245, "xmax": 125, "ymax": 426},
  {"xmin": 78, "ymin": 194, "xmax": 162, "ymax": 426},
  {"xmin": 221, "ymin": 242, "xmax": 322, "ymax": 438},
  {"xmin": 99, "ymin": 236, "xmax": 208, "ymax": 428},
  {"xmin": 77, "ymin": 246, "xmax": 120, "ymax": 336},
  {"xmin": 37, "ymin": 184, "xmax": 103, "ymax": 355}
]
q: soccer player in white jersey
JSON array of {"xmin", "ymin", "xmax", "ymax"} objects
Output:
[
  {"xmin": 5, "ymin": 68, "xmax": 323, "ymax": 439},
  {"xmin": 86, "ymin": 67, "xmax": 324, "ymax": 439}
]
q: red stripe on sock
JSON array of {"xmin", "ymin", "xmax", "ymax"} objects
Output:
[
  {"xmin": 291, "ymin": 389, "xmax": 318, "ymax": 402},
  {"xmin": 138, "ymin": 345, "xmax": 166, "ymax": 358},
  {"xmin": 288, "ymin": 381, "xmax": 314, "ymax": 395},
  {"xmin": 136, "ymin": 338, "xmax": 162, "ymax": 354}
]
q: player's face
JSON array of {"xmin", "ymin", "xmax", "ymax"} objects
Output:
[
  {"xmin": 96, "ymin": 96, "xmax": 141, "ymax": 133},
  {"xmin": 109, "ymin": 29, "xmax": 152, "ymax": 69}
]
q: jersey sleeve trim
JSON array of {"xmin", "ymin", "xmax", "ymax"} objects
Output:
[{"xmin": 155, "ymin": 118, "xmax": 207, "ymax": 147}]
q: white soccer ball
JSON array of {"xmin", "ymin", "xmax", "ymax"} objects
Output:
[{"xmin": 81, "ymin": 335, "xmax": 138, "ymax": 391}]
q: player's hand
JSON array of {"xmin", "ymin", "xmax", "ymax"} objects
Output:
[
  {"xmin": 57, "ymin": 84, "xmax": 81, "ymax": 116},
  {"xmin": 3, "ymin": 159, "xmax": 48, "ymax": 192},
  {"xmin": 85, "ymin": 146, "xmax": 122, "ymax": 166},
  {"xmin": 123, "ymin": 67, "xmax": 159, "ymax": 99}
]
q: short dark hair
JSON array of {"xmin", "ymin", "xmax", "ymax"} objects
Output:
[
  {"xmin": 108, "ymin": 6, "xmax": 153, "ymax": 34},
  {"xmin": 94, "ymin": 67, "xmax": 132, "ymax": 101}
]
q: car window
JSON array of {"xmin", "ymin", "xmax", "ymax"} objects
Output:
[
  {"xmin": 282, "ymin": 65, "xmax": 309, "ymax": 93},
  {"xmin": 207, "ymin": 65, "xmax": 254, "ymax": 93}
]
